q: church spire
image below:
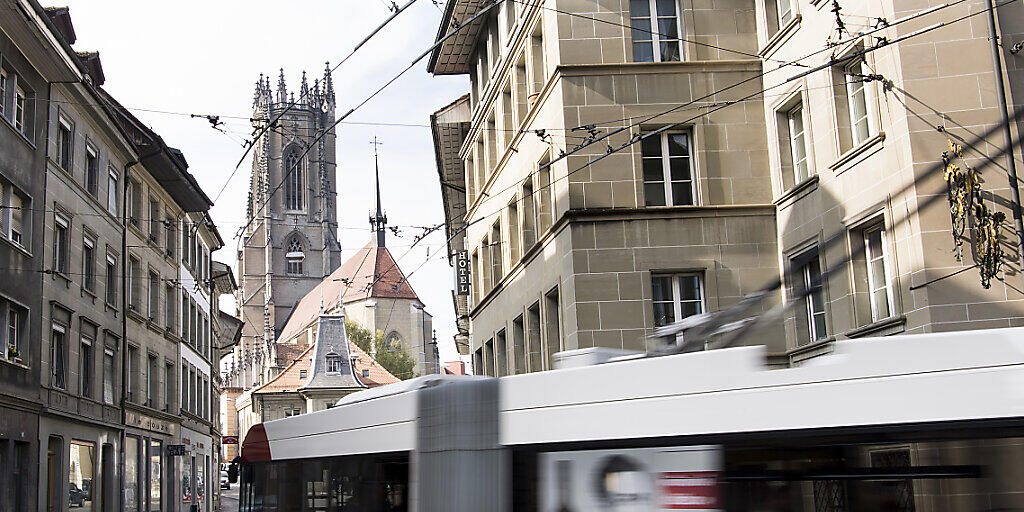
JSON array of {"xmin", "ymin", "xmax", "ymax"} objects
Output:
[
  {"xmin": 323, "ymin": 61, "xmax": 336, "ymax": 109},
  {"xmin": 369, "ymin": 137, "xmax": 387, "ymax": 247},
  {"xmin": 300, "ymin": 71, "xmax": 309, "ymax": 104},
  {"xmin": 277, "ymin": 68, "xmax": 287, "ymax": 103}
]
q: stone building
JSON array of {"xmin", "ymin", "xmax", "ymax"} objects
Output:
[
  {"xmin": 430, "ymin": 0, "xmax": 783, "ymax": 376},
  {"xmin": 432, "ymin": 0, "xmax": 1024, "ymax": 376},
  {"xmin": 235, "ymin": 67, "xmax": 341, "ymax": 387},
  {"xmin": 0, "ymin": 2, "xmax": 80, "ymax": 508}
]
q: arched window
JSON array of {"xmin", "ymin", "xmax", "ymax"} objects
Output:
[
  {"xmin": 325, "ymin": 352, "xmax": 341, "ymax": 373},
  {"xmin": 285, "ymin": 236, "xmax": 304, "ymax": 275},
  {"xmin": 284, "ymin": 147, "xmax": 304, "ymax": 211}
]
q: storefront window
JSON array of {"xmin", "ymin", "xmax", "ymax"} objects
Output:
[
  {"xmin": 125, "ymin": 436, "xmax": 140, "ymax": 511},
  {"xmin": 198, "ymin": 455, "xmax": 207, "ymax": 504},
  {"xmin": 149, "ymin": 439, "xmax": 162, "ymax": 511},
  {"xmin": 69, "ymin": 442, "xmax": 95, "ymax": 512},
  {"xmin": 182, "ymin": 454, "xmax": 193, "ymax": 505}
]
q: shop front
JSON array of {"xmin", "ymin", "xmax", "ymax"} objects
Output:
[
  {"xmin": 39, "ymin": 413, "xmax": 120, "ymax": 512},
  {"xmin": 123, "ymin": 409, "xmax": 177, "ymax": 512},
  {"xmin": 180, "ymin": 426, "xmax": 214, "ymax": 512}
]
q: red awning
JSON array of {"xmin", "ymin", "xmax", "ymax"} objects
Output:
[{"xmin": 239, "ymin": 423, "xmax": 271, "ymax": 463}]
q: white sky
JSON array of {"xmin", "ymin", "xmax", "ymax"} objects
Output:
[{"xmin": 61, "ymin": 1, "xmax": 470, "ymax": 365}]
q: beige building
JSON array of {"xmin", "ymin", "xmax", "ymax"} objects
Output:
[{"xmin": 431, "ymin": 0, "xmax": 1024, "ymax": 376}]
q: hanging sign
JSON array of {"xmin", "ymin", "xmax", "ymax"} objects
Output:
[{"xmin": 455, "ymin": 250, "xmax": 471, "ymax": 296}]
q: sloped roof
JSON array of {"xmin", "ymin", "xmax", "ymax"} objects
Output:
[
  {"xmin": 277, "ymin": 241, "xmax": 420, "ymax": 343},
  {"xmin": 254, "ymin": 341, "xmax": 398, "ymax": 394}
]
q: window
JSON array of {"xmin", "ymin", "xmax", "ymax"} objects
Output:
[
  {"xmin": 2, "ymin": 299, "xmax": 26, "ymax": 361},
  {"xmin": 793, "ymin": 250, "xmax": 827, "ymax": 342},
  {"xmin": 530, "ymin": 23, "xmax": 545, "ymax": 94},
  {"xmin": 53, "ymin": 212, "xmax": 69, "ymax": 274},
  {"xmin": 286, "ymin": 236, "xmax": 304, "ymax": 274},
  {"xmin": 860, "ymin": 223, "xmax": 893, "ymax": 321},
  {"xmin": 543, "ymin": 286, "xmax": 561, "ymax": 365},
  {"xmin": 103, "ymin": 349, "xmax": 115, "ymax": 404},
  {"xmin": 845, "ymin": 60, "xmax": 871, "ymax": 145},
  {"xmin": 787, "ymin": 105, "xmax": 809, "ymax": 183},
  {"xmin": 642, "ymin": 132, "xmax": 695, "ymax": 206},
  {"xmin": 127, "ymin": 178, "xmax": 141, "ymax": 226},
  {"xmin": 148, "ymin": 270, "xmax": 159, "ymax": 322},
  {"xmin": 490, "ymin": 221, "xmax": 503, "ymax": 286},
  {"xmin": 181, "ymin": 290, "xmax": 189, "ymax": 340},
  {"xmin": 51, "ymin": 323, "xmax": 67, "ymax": 389},
  {"xmin": 299, "ymin": 369, "xmax": 307, "ymax": 379},
  {"xmin": 165, "ymin": 216, "xmax": 176, "ymax": 258},
  {"xmin": 1, "ymin": 181, "xmax": 27, "ymax": 246},
  {"xmin": 13, "ymin": 85, "xmax": 25, "ymax": 134},
  {"xmin": 165, "ymin": 362, "xmax": 174, "ymax": 411},
  {"xmin": 651, "ymin": 273, "xmax": 704, "ymax": 327},
  {"xmin": 105, "ymin": 253, "xmax": 117, "ymax": 305},
  {"xmin": 537, "ymin": 154, "xmax": 554, "ymax": 232},
  {"xmin": 57, "ymin": 117, "xmax": 73, "ymax": 171},
  {"xmin": 522, "ymin": 180, "xmax": 536, "ymax": 248},
  {"xmin": 326, "ymin": 353, "xmax": 342, "ymax": 373},
  {"xmin": 68, "ymin": 442, "xmax": 95, "ymax": 512},
  {"xmin": 106, "ymin": 167, "xmax": 118, "ymax": 215},
  {"xmin": 165, "ymin": 284, "xmax": 176, "ymax": 330},
  {"xmin": 630, "ymin": 0, "xmax": 682, "ymax": 62},
  {"xmin": 181, "ymin": 363, "xmax": 188, "ymax": 413},
  {"xmin": 80, "ymin": 323, "xmax": 95, "ymax": 399},
  {"xmin": 82, "ymin": 236, "xmax": 96, "ymax": 293},
  {"xmin": 85, "ymin": 146, "xmax": 99, "ymax": 197},
  {"xmin": 147, "ymin": 354, "xmax": 158, "ymax": 407},
  {"xmin": 127, "ymin": 345, "xmax": 138, "ymax": 402},
  {"xmin": 777, "ymin": 0, "xmax": 794, "ymax": 25},
  {"xmin": 508, "ymin": 198, "xmax": 520, "ymax": 263},
  {"xmin": 127, "ymin": 255, "xmax": 140, "ymax": 311},
  {"xmin": 0, "ymin": 69, "xmax": 6, "ymax": 118},
  {"xmin": 148, "ymin": 197, "xmax": 160, "ymax": 242},
  {"xmin": 284, "ymin": 408, "xmax": 301, "ymax": 417},
  {"xmin": 284, "ymin": 147, "xmax": 304, "ymax": 210}
]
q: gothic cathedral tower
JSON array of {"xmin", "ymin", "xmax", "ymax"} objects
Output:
[{"xmin": 236, "ymin": 65, "xmax": 342, "ymax": 386}]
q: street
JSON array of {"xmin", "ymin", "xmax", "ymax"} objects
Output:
[{"xmin": 220, "ymin": 484, "xmax": 239, "ymax": 512}]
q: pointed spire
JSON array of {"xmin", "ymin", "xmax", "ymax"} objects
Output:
[
  {"xmin": 253, "ymin": 73, "xmax": 264, "ymax": 108},
  {"xmin": 324, "ymin": 61, "xmax": 335, "ymax": 108},
  {"xmin": 277, "ymin": 68, "xmax": 287, "ymax": 103},
  {"xmin": 369, "ymin": 137, "xmax": 387, "ymax": 247},
  {"xmin": 300, "ymin": 71, "xmax": 310, "ymax": 104}
]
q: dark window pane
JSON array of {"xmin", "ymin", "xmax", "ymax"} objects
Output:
[
  {"xmin": 682, "ymin": 301, "xmax": 702, "ymax": 318},
  {"xmin": 671, "ymin": 182, "xmax": 693, "ymax": 205},
  {"xmin": 633, "ymin": 42, "xmax": 654, "ymax": 62},
  {"xmin": 655, "ymin": 0, "xmax": 676, "ymax": 15},
  {"xmin": 667, "ymin": 133, "xmax": 689, "ymax": 156},
  {"xmin": 644, "ymin": 183, "xmax": 666, "ymax": 206},
  {"xmin": 652, "ymin": 276, "xmax": 673, "ymax": 302},
  {"xmin": 669, "ymin": 157, "xmax": 691, "ymax": 181},
  {"xmin": 631, "ymin": 18, "xmax": 652, "ymax": 41},
  {"xmin": 630, "ymin": 0, "xmax": 650, "ymax": 17},
  {"xmin": 660, "ymin": 41, "xmax": 681, "ymax": 61},
  {"xmin": 653, "ymin": 302, "xmax": 675, "ymax": 327},
  {"xmin": 679, "ymin": 275, "xmax": 701, "ymax": 300},
  {"xmin": 643, "ymin": 158, "xmax": 665, "ymax": 182},
  {"xmin": 641, "ymin": 135, "xmax": 662, "ymax": 156},
  {"xmin": 658, "ymin": 18, "xmax": 678, "ymax": 40}
]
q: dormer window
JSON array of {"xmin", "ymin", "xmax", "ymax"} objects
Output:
[
  {"xmin": 325, "ymin": 353, "xmax": 341, "ymax": 373},
  {"xmin": 286, "ymin": 236, "xmax": 304, "ymax": 275},
  {"xmin": 299, "ymin": 369, "xmax": 307, "ymax": 379}
]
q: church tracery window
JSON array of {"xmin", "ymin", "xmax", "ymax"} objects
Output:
[
  {"xmin": 284, "ymin": 146, "xmax": 304, "ymax": 211},
  {"xmin": 286, "ymin": 236, "xmax": 304, "ymax": 275}
]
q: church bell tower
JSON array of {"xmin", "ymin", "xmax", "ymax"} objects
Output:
[{"xmin": 235, "ymin": 64, "xmax": 342, "ymax": 386}]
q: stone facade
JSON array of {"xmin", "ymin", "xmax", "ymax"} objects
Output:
[
  {"xmin": 236, "ymin": 67, "xmax": 341, "ymax": 387},
  {"xmin": 431, "ymin": 0, "xmax": 1024, "ymax": 376}
]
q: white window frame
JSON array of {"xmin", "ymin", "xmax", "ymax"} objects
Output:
[
  {"xmin": 82, "ymin": 235, "xmax": 96, "ymax": 292},
  {"xmin": 106, "ymin": 167, "xmax": 118, "ymax": 215},
  {"xmin": 57, "ymin": 116, "xmax": 73, "ymax": 171},
  {"xmin": 53, "ymin": 212, "xmax": 70, "ymax": 274},
  {"xmin": 13, "ymin": 85, "xmax": 25, "ymax": 133},
  {"xmin": 326, "ymin": 353, "xmax": 342, "ymax": 373},
  {"xmin": 84, "ymin": 145, "xmax": 99, "ymax": 197},
  {"xmin": 0, "ymin": 68, "xmax": 7, "ymax": 118},
  {"xmin": 103, "ymin": 348, "xmax": 115, "ymax": 404},
  {"xmin": 798, "ymin": 253, "xmax": 828, "ymax": 341},
  {"xmin": 51, "ymin": 322, "xmax": 67, "ymax": 389},
  {"xmin": 777, "ymin": 0, "xmax": 794, "ymax": 26},
  {"xmin": 651, "ymin": 272, "xmax": 705, "ymax": 327},
  {"xmin": 863, "ymin": 223, "xmax": 893, "ymax": 321},
  {"xmin": 80, "ymin": 330, "xmax": 93, "ymax": 398},
  {"xmin": 845, "ymin": 60, "xmax": 873, "ymax": 146},
  {"xmin": 787, "ymin": 104, "xmax": 809, "ymax": 183},
  {"xmin": 630, "ymin": 0, "xmax": 684, "ymax": 63},
  {"xmin": 642, "ymin": 131, "xmax": 697, "ymax": 206}
]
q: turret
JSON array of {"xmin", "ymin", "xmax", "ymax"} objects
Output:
[
  {"xmin": 277, "ymin": 68, "xmax": 287, "ymax": 104},
  {"xmin": 300, "ymin": 71, "xmax": 310, "ymax": 105},
  {"xmin": 323, "ymin": 61, "xmax": 336, "ymax": 110}
]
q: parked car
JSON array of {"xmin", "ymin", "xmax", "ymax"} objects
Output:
[{"xmin": 220, "ymin": 470, "xmax": 230, "ymax": 490}]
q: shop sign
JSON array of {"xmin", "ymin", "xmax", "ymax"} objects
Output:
[
  {"xmin": 455, "ymin": 250, "xmax": 470, "ymax": 295},
  {"xmin": 167, "ymin": 444, "xmax": 186, "ymax": 456},
  {"xmin": 125, "ymin": 410, "xmax": 177, "ymax": 436},
  {"xmin": 222, "ymin": 436, "xmax": 239, "ymax": 444}
]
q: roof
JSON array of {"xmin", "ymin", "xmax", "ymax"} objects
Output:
[
  {"xmin": 430, "ymin": 95, "xmax": 471, "ymax": 259},
  {"xmin": 42, "ymin": 6, "xmax": 75, "ymax": 45},
  {"xmin": 300, "ymin": 315, "xmax": 363, "ymax": 390},
  {"xmin": 276, "ymin": 242, "xmax": 420, "ymax": 344},
  {"xmin": 443, "ymin": 361, "xmax": 467, "ymax": 375},
  {"xmin": 427, "ymin": 0, "xmax": 492, "ymax": 75},
  {"xmin": 254, "ymin": 341, "xmax": 398, "ymax": 395}
]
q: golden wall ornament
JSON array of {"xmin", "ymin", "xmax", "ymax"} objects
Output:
[
  {"xmin": 973, "ymin": 203, "xmax": 1005, "ymax": 289},
  {"xmin": 943, "ymin": 140, "xmax": 980, "ymax": 262}
]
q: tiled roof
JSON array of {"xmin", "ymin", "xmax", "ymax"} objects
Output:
[
  {"xmin": 277, "ymin": 241, "xmax": 419, "ymax": 344},
  {"xmin": 254, "ymin": 341, "xmax": 399, "ymax": 394}
]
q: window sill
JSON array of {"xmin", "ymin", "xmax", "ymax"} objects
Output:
[
  {"xmin": 773, "ymin": 175, "xmax": 819, "ymax": 207},
  {"xmin": 828, "ymin": 132, "xmax": 885, "ymax": 175},
  {"xmin": 50, "ymin": 270, "xmax": 72, "ymax": 286},
  {"xmin": 760, "ymin": 14, "xmax": 802, "ymax": 59},
  {"xmin": 126, "ymin": 307, "xmax": 146, "ymax": 324},
  {"xmin": 82, "ymin": 287, "xmax": 98, "ymax": 301},
  {"xmin": 844, "ymin": 315, "xmax": 906, "ymax": 338},
  {"xmin": 0, "ymin": 115, "xmax": 36, "ymax": 150},
  {"xmin": 0, "ymin": 235, "xmax": 32, "ymax": 257},
  {"xmin": 104, "ymin": 302, "xmax": 118, "ymax": 316},
  {"xmin": 0, "ymin": 356, "xmax": 29, "ymax": 370}
]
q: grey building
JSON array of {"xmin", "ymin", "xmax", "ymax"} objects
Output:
[
  {"xmin": 432, "ymin": 0, "xmax": 1024, "ymax": 377},
  {"xmin": 0, "ymin": 2, "xmax": 82, "ymax": 508},
  {"xmin": 236, "ymin": 67, "xmax": 341, "ymax": 387}
]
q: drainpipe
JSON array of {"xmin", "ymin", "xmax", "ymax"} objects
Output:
[
  {"xmin": 985, "ymin": 0, "xmax": 1024, "ymax": 273},
  {"xmin": 120, "ymin": 158, "xmax": 136, "ymax": 512}
]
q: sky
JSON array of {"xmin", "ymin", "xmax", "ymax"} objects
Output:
[{"xmin": 61, "ymin": 1, "xmax": 470, "ymax": 365}]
